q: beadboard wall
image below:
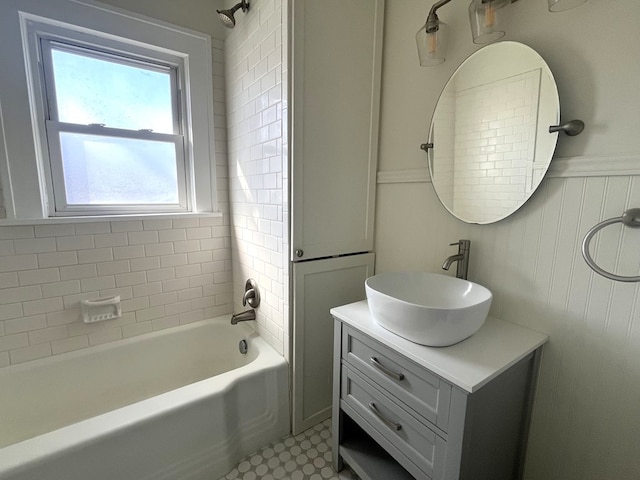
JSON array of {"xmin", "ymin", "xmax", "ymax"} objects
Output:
[
  {"xmin": 377, "ymin": 1, "xmax": 640, "ymax": 479},
  {"xmin": 224, "ymin": 0, "xmax": 289, "ymax": 358},
  {"xmin": 0, "ymin": 39, "xmax": 233, "ymax": 368}
]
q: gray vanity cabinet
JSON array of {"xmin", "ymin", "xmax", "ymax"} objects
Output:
[{"xmin": 331, "ymin": 301, "xmax": 548, "ymax": 480}]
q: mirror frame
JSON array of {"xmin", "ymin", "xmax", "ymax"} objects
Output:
[{"xmin": 427, "ymin": 41, "xmax": 560, "ymax": 224}]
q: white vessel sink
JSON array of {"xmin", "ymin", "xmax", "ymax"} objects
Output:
[{"xmin": 365, "ymin": 271, "xmax": 492, "ymax": 347}]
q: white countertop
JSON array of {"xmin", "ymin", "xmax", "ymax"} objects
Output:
[{"xmin": 331, "ymin": 301, "xmax": 549, "ymax": 393}]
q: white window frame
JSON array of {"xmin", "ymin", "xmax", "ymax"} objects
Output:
[
  {"xmin": 39, "ymin": 36, "xmax": 190, "ymax": 216},
  {"xmin": 0, "ymin": 0, "xmax": 218, "ymax": 221}
]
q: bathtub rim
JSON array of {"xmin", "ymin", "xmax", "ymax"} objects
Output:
[{"xmin": 0, "ymin": 315, "xmax": 287, "ymax": 477}]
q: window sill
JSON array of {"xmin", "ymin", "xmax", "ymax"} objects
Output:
[{"xmin": 0, "ymin": 211, "xmax": 223, "ymax": 226}]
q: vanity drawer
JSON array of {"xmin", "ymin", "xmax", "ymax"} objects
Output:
[
  {"xmin": 342, "ymin": 325, "xmax": 451, "ymax": 430},
  {"xmin": 341, "ymin": 365, "xmax": 446, "ymax": 480}
]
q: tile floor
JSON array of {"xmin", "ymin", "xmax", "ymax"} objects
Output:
[{"xmin": 218, "ymin": 418, "xmax": 358, "ymax": 480}]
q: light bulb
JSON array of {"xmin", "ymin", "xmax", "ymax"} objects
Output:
[
  {"xmin": 427, "ymin": 32, "xmax": 438, "ymax": 55},
  {"xmin": 484, "ymin": 2, "xmax": 496, "ymax": 28}
]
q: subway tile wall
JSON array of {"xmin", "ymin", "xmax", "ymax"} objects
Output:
[
  {"xmin": 0, "ymin": 40, "xmax": 233, "ymax": 368},
  {"xmin": 452, "ymin": 71, "xmax": 539, "ymax": 222},
  {"xmin": 224, "ymin": 0, "xmax": 288, "ymax": 358}
]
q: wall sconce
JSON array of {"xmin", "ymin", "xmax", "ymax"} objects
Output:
[{"xmin": 417, "ymin": 0, "xmax": 588, "ymax": 66}]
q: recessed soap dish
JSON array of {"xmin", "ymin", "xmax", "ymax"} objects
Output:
[{"xmin": 81, "ymin": 296, "xmax": 122, "ymax": 323}]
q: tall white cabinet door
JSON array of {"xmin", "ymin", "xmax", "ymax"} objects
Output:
[
  {"xmin": 290, "ymin": 0, "xmax": 384, "ymax": 261},
  {"xmin": 292, "ymin": 253, "xmax": 375, "ymax": 434}
]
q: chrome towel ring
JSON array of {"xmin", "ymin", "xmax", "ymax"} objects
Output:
[{"xmin": 581, "ymin": 208, "xmax": 640, "ymax": 282}]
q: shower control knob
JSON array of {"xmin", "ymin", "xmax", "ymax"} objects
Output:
[{"xmin": 295, "ymin": 249, "xmax": 304, "ymax": 258}]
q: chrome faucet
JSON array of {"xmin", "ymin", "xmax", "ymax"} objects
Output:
[
  {"xmin": 231, "ymin": 309, "xmax": 256, "ymax": 324},
  {"xmin": 442, "ymin": 240, "xmax": 470, "ymax": 280}
]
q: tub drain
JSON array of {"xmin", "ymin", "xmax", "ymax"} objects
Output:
[{"xmin": 239, "ymin": 339, "xmax": 248, "ymax": 354}]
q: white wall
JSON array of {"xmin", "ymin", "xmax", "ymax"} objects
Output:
[
  {"xmin": 377, "ymin": 1, "xmax": 640, "ymax": 479},
  {"xmin": 0, "ymin": 1, "xmax": 234, "ymax": 367},
  {"xmin": 224, "ymin": 0, "xmax": 289, "ymax": 358}
]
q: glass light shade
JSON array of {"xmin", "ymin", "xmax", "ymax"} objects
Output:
[
  {"xmin": 468, "ymin": 0, "xmax": 507, "ymax": 44},
  {"xmin": 416, "ymin": 21, "xmax": 449, "ymax": 66},
  {"xmin": 548, "ymin": 0, "xmax": 588, "ymax": 12}
]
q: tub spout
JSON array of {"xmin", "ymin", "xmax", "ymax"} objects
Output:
[{"xmin": 231, "ymin": 309, "xmax": 256, "ymax": 324}]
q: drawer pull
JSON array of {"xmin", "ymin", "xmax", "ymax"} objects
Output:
[
  {"xmin": 369, "ymin": 402, "xmax": 402, "ymax": 431},
  {"xmin": 370, "ymin": 357, "xmax": 405, "ymax": 381}
]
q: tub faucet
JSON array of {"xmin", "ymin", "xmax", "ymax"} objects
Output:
[
  {"xmin": 442, "ymin": 239, "xmax": 470, "ymax": 280},
  {"xmin": 231, "ymin": 309, "xmax": 256, "ymax": 324}
]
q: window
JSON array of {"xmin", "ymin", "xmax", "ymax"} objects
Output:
[
  {"xmin": 41, "ymin": 39, "xmax": 189, "ymax": 215},
  {"xmin": 0, "ymin": 1, "xmax": 218, "ymax": 220}
]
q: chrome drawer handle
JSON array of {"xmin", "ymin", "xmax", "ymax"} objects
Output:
[
  {"xmin": 370, "ymin": 357, "xmax": 405, "ymax": 381},
  {"xmin": 368, "ymin": 402, "xmax": 402, "ymax": 431}
]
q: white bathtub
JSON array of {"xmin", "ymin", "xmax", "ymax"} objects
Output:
[{"xmin": 0, "ymin": 316, "xmax": 290, "ymax": 480}]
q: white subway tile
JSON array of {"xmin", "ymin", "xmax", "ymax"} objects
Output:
[
  {"xmin": 78, "ymin": 248, "xmax": 114, "ymax": 264},
  {"xmin": 160, "ymin": 253, "xmax": 188, "ymax": 268},
  {"xmin": 149, "ymin": 291, "xmax": 177, "ymax": 307},
  {"xmin": 23, "ymin": 297, "xmax": 64, "ymax": 316},
  {"xmin": 56, "ymin": 235, "xmax": 94, "ymax": 251},
  {"xmin": 136, "ymin": 306, "xmax": 165, "ymax": 322},
  {"xmin": 14, "ymin": 237, "xmax": 57, "ymax": 254},
  {"xmin": 113, "ymin": 245, "xmax": 145, "ymax": 260},
  {"xmin": 158, "ymin": 229, "xmax": 186, "ymax": 243},
  {"xmin": 94, "ymin": 233, "xmax": 129, "ymax": 248},
  {"xmin": 164, "ymin": 301, "xmax": 191, "ymax": 317},
  {"xmin": 51, "ymin": 335, "xmax": 89, "ymax": 354},
  {"xmin": 46, "ymin": 309, "xmax": 81, "ymax": 326},
  {"xmin": 97, "ymin": 260, "xmax": 130, "ymax": 276},
  {"xmin": 175, "ymin": 264, "xmax": 202, "ymax": 278},
  {"xmin": 147, "ymin": 267, "xmax": 175, "ymax": 282},
  {"xmin": 189, "ymin": 274, "xmax": 214, "ymax": 288},
  {"xmin": 99, "ymin": 287, "xmax": 133, "ymax": 301},
  {"xmin": 186, "ymin": 227, "xmax": 212, "ymax": 240},
  {"xmin": 0, "ymin": 272, "xmax": 19, "ymax": 289},
  {"xmin": 121, "ymin": 297, "xmax": 150, "ymax": 312},
  {"xmin": 81, "ymin": 276, "xmax": 116, "ymax": 293},
  {"xmin": 29, "ymin": 325, "xmax": 69, "ymax": 344},
  {"xmin": 179, "ymin": 309, "xmax": 205, "ymax": 325},
  {"xmin": 128, "ymin": 230, "xmax": 159, "ymax": 245},
  {"xmin": 110, "ymin": 220, "xmax": 143, "ymax": 232},
  {"xmin": 0, "ymin": 303, "xmax": 23, "ymax": 321},
  {"xmin": 174, "ymin": 240, "xmax": 201, "ymax": 254},
  {"xmin": 115, "ymin": 271, "xmax": 147, "ymax": 287},
  {"xmin": 38, "ymin": 251, "xmax": 78, "ymax": 268},
  {"xmin": 0, "ymin": 226, "xmax": 34, "ymax": 239},
  {"xmin": 0, "ymin": 254, "xmax": 38, "ymax": 272},
  {"xmin": 177, "ymin": 287, "xmax": 202, "ymax": 302},
  {"xmin": 133, "ymin": 282, "xmax": 162, "ymax": 297},
  {"xmin": 162, "ymin": 278, "xmax": 190, "ymax": 292},
  {"xmin": 145, "ymin": 242, "xmax": 174, "ymax": 257},
  {"xmin": 130, "ymin": 256, "xmax": 160, "ymax": 272},
  {"xmin": 0, "ymin": 333, "xmax": 29, "ymax": 352},
  {"xmin": 188, "ymin": 251, "xmax": 213, "ymax": 264},
  {"xmin": 4, "ymin": 315, "xmax": 47, "ymax": 335},
  {"xmin": 74, "ymin": 222, "xmax": 111, "ymax": 235},
  {"xmin": 18, "ymin": 268, "xmax": 60, "ymax": 286},
  {"xmin": 35, "ymin": 224, "xmax": 75, "ymax": 237},
  {"xmin": 10, "ymin": 343, "xmax": 52, "ymax": 364},
  {"xmin": 143, "ymin": 219, "xmax": 172, "ymax": 230},
  {"xmin": 0, "ymin": 285, "xmax": 42, "ymax": 305},
  {"xmin": 172, "ymin": 218, "xmax": 200, "ymax": 228},
  {"xmin": 191, "ymin": 296, "xmax": 216, "ymax": 310},
  {"xmin": 0, "ymin": 353, "xmax": 9, "ymax": 368},
  {"xmin": 60, "ymin": 264, "xmax": 97, "ymax": 280},
  {"xmin": 42, "ymin": 280, "xmax": 82, "ymax": 298},
  {"xmin": 0, "ymin": 240, "xmax": 14, "ymax": 256}
]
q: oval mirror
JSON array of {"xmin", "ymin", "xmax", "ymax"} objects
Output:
[{"xmin": 427, "ymin": 41, "xmax": 560, "ymax": 224}]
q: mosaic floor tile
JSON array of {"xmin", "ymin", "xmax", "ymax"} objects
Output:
[{"xmin": 219, "ymin": 418, "xmax": 358, "ymax": 480}]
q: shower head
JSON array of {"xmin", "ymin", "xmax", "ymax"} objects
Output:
[{"xmin": 216, "ymin": 0, "xmax": 250, "ymax": 29}]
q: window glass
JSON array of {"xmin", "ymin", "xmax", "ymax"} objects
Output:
[
  {"xmin": 58, "ymin": 132, "xmax": 180, "ymax": 205},
  {"xmin": 50, "ymin": 46, "xmax": 175, "ymax": 134}
]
